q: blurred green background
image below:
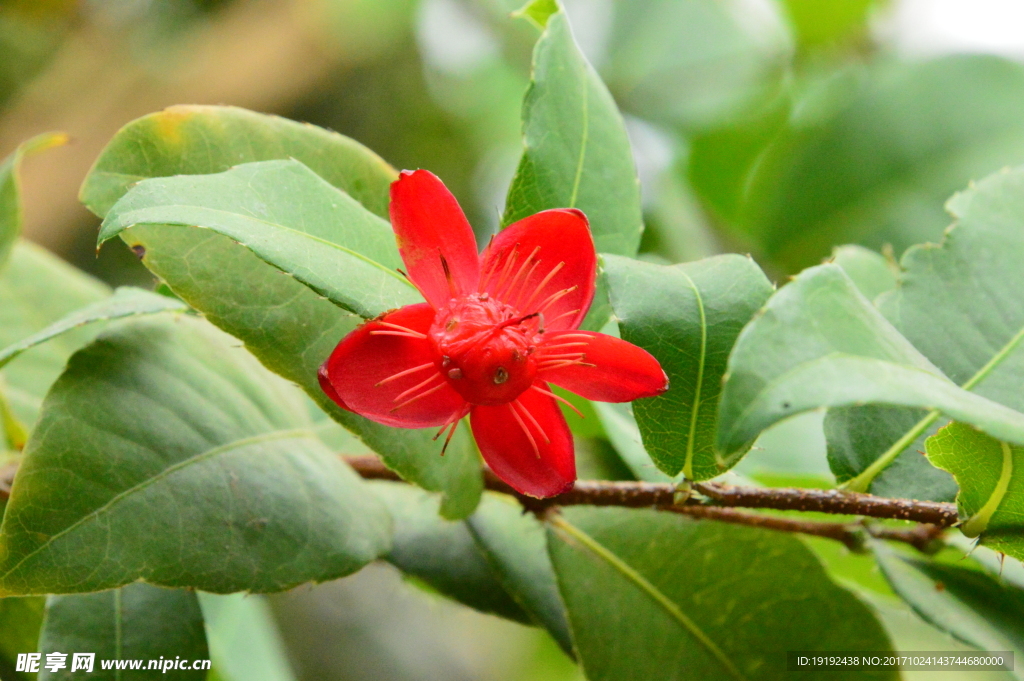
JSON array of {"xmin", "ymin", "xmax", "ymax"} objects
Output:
[{"xmin": 6, "ymin": 0, "xmax": 1024, "ymax": 678}]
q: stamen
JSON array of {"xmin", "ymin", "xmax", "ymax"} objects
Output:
[
  {"xmin": 489, "ymin": 244, "xmax": 520, "ymax": 296},
  {"xmin": 514, "ymin": 399, "xmax": 551, "ymax": 444},
  {"xmin": 375, "ymin": 362, "xmax": 435, "ymax": 387},
  {"xmin": 391, "ymin": 381, "xmax": 448, "ymax": 412},
  {"xmin": 509, "ymin": 402, "xmax": 541, "ymax": 458},
  {"xmin": 532, "ymin": 384, "xmax": 584, "ymax": 418},
  {"xmin": 509, "ymin": 256, "xmax": 543, "ymax": 309},
  {"xmin": 396, "ymin": 268, "xmax": 430, "ymax": 299},
  {"xmin": 538, "ymin": 342, "xmax": 588, "ymax": 352},
  {"xmin": 537, "ymin": 286, "xmax": 578, "ymax": 315},
  {"xmin": 439, "ymin": 250, "xmax": 456, "ymax": 296},
  {"xmin": 478, "ymin": 235, "xmax": 500, "ymax": 291},
  {"xmin": 374, "ymin": 322, "xmax": 427, "ymax": 339},
  {"xmin": 536, "ymin": 353, "xmax": 586, "ymax": 361},
  {"xmin": 546, "ymin": 308, "xmax": 582, "ymax": 326},
  {"xmin": 520, "ymin": 261, "xmax": 565, "ymax": 311},
  {"xmin": 394, "ymin": 374, "xmax": 444, "ymax": 402},
  {"xmin": 497, "ymin": 245, "xmax": 541, "ymax": 302},
  {"xmin": 369, "ymin": 331, "xmax": 429, "ymax": 339},
  {"xmin": 548, "ymin": 333, "xmax": 592, "ymax": 341},
  {"xmin": 440, "ymin": 419, "xmax": 459, "ymax": 455},
  {"xmin": 538, "ymin": 359, "xmax": 595, "ymax": 371}
]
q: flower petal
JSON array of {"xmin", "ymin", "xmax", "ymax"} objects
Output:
[
  {"xmin": 480, "ymin": 209, "xmax": 595, "ymax": 331},
  {"xmin": 320, "ymin": 303, "xmax": 466, "ymax": 427},
  {"xmin": 470, "ymin": 384, "xmax": 575, "ymax": 498},
  {"xmin": 539, "ymin": 331, "xmax": 668, "ymax": 402},
  {"xmin": 390, "ymin": 169, "xmax": 481, "ymax": 308}
]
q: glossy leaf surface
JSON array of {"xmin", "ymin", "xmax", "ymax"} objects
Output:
[
  {"xmin": 0, "ymin": 316, "xmax": 390, "ymax": 594},
  {"xmin": 80, "ymin": 105, "xmax": 396, "ymax": 219},
  {"xmin": 38, "ymin": 584, "xmax": 208, "ymax": 680},
  {"xmin": 467, "ymin": 493, "xmax": 573, "ymax": 655},
  {"xmin": 99, "ymin": 160, "xmax": 419, "ymax": 320},
  {"xmin": 717, "ymin": 264, "xmax": 1024, "ymax": 460},
  {"xmin": 926, "ymin": 423, "xmax": 1024, "ymax": 560},
  {"xmin": 504, "ymin": 4, "xmax": 642, "ymax": 258},
  {"xmin": 604, "ymin": 253, "xmax": 773, "ymax": 478},
  {"xmin": 548, "ymin": 507, "xmax": 894, "ymax": 681}
]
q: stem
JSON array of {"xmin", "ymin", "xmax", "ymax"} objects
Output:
[
  {"xmin": 0, "ymin": 454, "xmax": 955, "ymax": 551},
  {"xmin": 842, "ymin": 410, "xmax": 940, "ymax": 493},
  {"xmin": 692, "ymin": 480, "xmax": 956, "ymax": 526},
  {"xmin": 345, "ymin": 455, "xmax": 957, "ymax": 550}
]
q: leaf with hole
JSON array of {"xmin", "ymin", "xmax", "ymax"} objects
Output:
[{"xmin": 925, "ymin": 422, "xmax": 1024, "ymax": 561}]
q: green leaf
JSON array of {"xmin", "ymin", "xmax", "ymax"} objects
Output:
[
  {"xmin": 825, "ymin": 405, "xmax": 955, "ymax": 500},
  {"xmin": 0, "ymin": 242, "xmax": 110, "ymax": 429},
  {"xmin": 603, "ymin": 0, "xmax": 787, "ymax": 131},
  {"xmin": 80, "ymin": 105, "xmax": 396, "ymax": 220},
  {"xmin": 717, "ymin": 264, "xmax": 1024, "ymax": 466},
  {"xmin": 780, "ymin": 0, "xmax": 876, "ymax": 48},
  {"xmin": 38, "ymin": 584, "xmax": 208, "ymax": 681},
  {"xmin": 0, "ymin": 133, "xmax": 67, "ymax": 268},
  {"xmin": 504, "ymin": 5, "xmax": 642, "ymax": 258},
  {"xmin": 829, "ymin": 245, "xmax": 896, "ymax": 302},
  {"xmin": 199, "ymin": 593, "xmax": 296, "ymax": 681},
  {"xmin": 873, "ymin": 542, "xmax": 1024, "ymax": 675},
  {"xmin": 926, "ymin": 423, "xmax": 1024, "ymax": 559},
  {"xmin": 370, "ymin": 481, "xmax": 529, "ymax": 623},
  {"xmin": 548, "ymin": 507, "xmax": 895, "ymax": 681},
  {"xmin": 512, "ymin": 0, "xmax": 558, "ymax": 30},
  {"xmin": 592, "ymin": 401, "xmax": 673, "ymax": 483},
  {"xmin": 111, "ymin": 225, "xmax": 482, "ymax": 520},
  {"xmin": 0, "ymin": 596, "xmax": 44, "ymax": 680},
  {"xmin": 604, "ymin": 253, "xmax": 773, "ymax": 479},
  {"xmin": 82, "ymin": 106, "xmax": 483, "ymax": 519},
  {"xmin": 828, "ymin": 165, "xmax": 1024, "ymax": 496},
  {"xmin": 466, "ymin": 493, "xmax": 573, "ymax": 656},
  {"xmin": 734, "ymin": 56, "xmax": 1024, "ymax": 269},
  {"xmin": 0, "ymin": 287, "xmax": 186, "ymax": 371},
  {"xmin": 824, "ymin": 248, "xmax": 950, "ymax": 499},
  {"xmin": 99, "ymin": 160, "xmax": 419, "ymax": 320},
  {"xmin": 0, "ymin": 315, "xmax": 391, "ymax": 595}
]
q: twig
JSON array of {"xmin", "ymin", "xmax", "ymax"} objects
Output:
[
  {"xmin": 692, "ymin": 481, "xmax": 958, "ymax": 527},
  {"xmin": 348, "ymin": 455, "xmax": 957, "ymax": 526},
  {"xmin": 346, "ymin": 455, "xmax": 953, "ymax": 551},
  {"xmin": 0, "ymin": 455, "xmax": 955, "ymax": 552}
]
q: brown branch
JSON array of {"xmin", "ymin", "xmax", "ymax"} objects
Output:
[
  {"xmin": 0, "ymin": 455, "xmax": 955, "ymax": 552},
  {"xmin": 692, "ymin": 481, "xmax": 958, "ymax": 527},
  {"xmin": 351, "ymin": 455, "xmax": 957, "ymax": 526},
  {"xmin": 346, "ymin": 455, "xmax": 954, "ymax": 552}
]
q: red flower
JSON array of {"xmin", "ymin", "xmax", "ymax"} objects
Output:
[{"xmin": 319, "ymin": 170, "xmax": 668, "ymax": 498}]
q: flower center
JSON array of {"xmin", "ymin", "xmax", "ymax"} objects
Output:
[{"xmin": 429, "ymin": 293, "xmax": 541, "ymax": 406}]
